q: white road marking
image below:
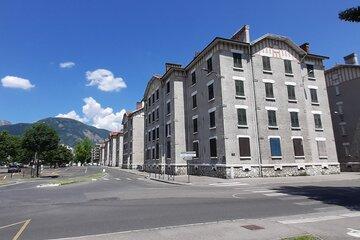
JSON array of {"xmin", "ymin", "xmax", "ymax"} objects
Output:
[
  {"xmin": 252, "ymin": 189, "xmax": 276, "ymax": 193},
  {"xmin": 103, "ymin": 178, "xmax": 109, "ymax": 181},
  {"xmin": 3, "ymin": 175, "xmax": 6, "ymax": 180},
  {"xmin": 137, "ymin": 178, "xmax": 146, "ymax": 181},
  {"xmin": 264, "ymin": 193, "xmax": 288, "ymax": 197},
  {"xmin": 209, "ymin": 182, "xmax": 249, "ymax": 187},
  {"xmin": 347, "ymin": 228, "xmax": 360, "ymax": 238},
  {"xmin": 85, "ymin": 167, "xmax": 88, "ymax": 174},
  {"xmin": 279, "ymin": 196, "xmax": 308, "ymax": 201},
  {"xmin": 126, "ymin": 178, "xmax": 132, "ymax": 181},
  {"xmin": 294, "ymin": 201, "xmax": 321, "ymax": 206},
  {"xmin": 36, "ymin": 183, "xmax": 60, "ymax": 188},
  {"xmin": 279, "ymin": 211, "xmax": 360, "ymax": 224},
  {"xmin": 114, "ymin": 178, "xmax": 121, "ymax": 181}
]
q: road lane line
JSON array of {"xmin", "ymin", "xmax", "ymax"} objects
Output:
[
  {"xmin": 114, "ymin": 178, "xmax": 121, "ymax": 181},
  {"xmin": 264, "ymin": 193, "xmax": 289, "ymax": 197},
  {"xmin": 252, "ymin": 190, "xmax": 276, "ymax": 193},
  {"xmin": 294, "ymin": 201, "xmax": 321, "ymax": 206},
  {"xmin": 279, "ymin": 215, "xmax": 344, "ymax": 224},
  {"xmin": 0, "ymin": 220, "xmax": 27, "ymax": 230},
  {"xmin": 12, "ymin": 219, "xmax": 31, "ymax": 240},
  {"xmin": 126, "ymin": 178, "xmax": 132, "ymax": 181}
]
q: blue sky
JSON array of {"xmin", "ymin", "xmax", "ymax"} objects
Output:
[{"xmin": 0, "ymin": 0, "xmax": 359, "ymax": 131}]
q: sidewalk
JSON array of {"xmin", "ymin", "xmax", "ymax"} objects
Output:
[
  {"xmin": 114, "ymin": 168, "xmax": 360, "ymax": 187},
  {"xmin": 51, "ymin": 218, "xmax": 312, "ymax": 240}
]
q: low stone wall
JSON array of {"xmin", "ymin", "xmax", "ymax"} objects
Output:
[{"xmin": 143, "ymin": 163, "xmax": 340, "ymax": 179}]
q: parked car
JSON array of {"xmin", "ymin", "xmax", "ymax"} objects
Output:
[{"xmin": 8, "ymin": 164, "xmax": 21, "ymax": 173}]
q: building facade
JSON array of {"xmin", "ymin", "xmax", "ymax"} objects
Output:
[
  {"xmin": 91, "ymin": 144, "xmax": 101, "ymax": 164},
  {"xmin": 141, "ymin": 25, "xmax": 339, "ymax": 178},
  {"xmin": 325, "ymin": 53, "xmax": 360, "ymax": 172},
  {"xmin": 108, "ymin": 132, "xmax": 123, "ymax": 167},
  {"xmin": 122, "ymin": 102, "xmax": 145, "ymax": 170}
]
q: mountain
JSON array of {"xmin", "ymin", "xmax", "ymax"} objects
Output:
[
  {"xmin": 0, "ymin": 117, "xmax": 110, "ymax": 148},
  {"xmin": 0, "ymin": 120, "xmax": 11, "ymax": 126}
]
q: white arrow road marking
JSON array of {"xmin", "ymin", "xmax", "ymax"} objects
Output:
[{"xmin": 347, "ymin": 228, "xmax": 360, "ymax": 238}]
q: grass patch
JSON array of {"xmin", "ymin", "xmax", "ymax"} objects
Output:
[
  {"xmin": 52, "ymin": 172, "xmax": 105, "ymax": 186},
  {"xmin": 282, "ymin": 235, "xmax": 319, "ymax": 240}
]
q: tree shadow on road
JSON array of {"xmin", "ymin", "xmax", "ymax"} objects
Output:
[{"xmin": 273, "ymin": 186, "xmax": 360, "ymax": 211}]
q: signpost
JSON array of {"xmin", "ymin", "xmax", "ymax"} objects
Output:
[{"xmin": 180, "ymin": 151, "xmax": 196, "ymax": 183}]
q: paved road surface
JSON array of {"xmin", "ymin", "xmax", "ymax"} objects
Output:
[{"xmin": 0, "ymin": 167, "xmax": 359, "ymax": 239}]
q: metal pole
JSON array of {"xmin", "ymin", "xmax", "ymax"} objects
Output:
[{"xmin": 187, "ymin": 159, "xmax": 190, "ymax": 183}]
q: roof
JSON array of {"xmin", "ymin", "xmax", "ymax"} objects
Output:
[{"xmin": 325, "ymin": 64, "xmax": 360, "ymax": 73}]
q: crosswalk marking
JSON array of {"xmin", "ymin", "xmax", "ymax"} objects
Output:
[
  {"xmin": 114, "ymin": 178, "xmax": 121, "ymax": 181},
  {"xmin": 264, "ymin": 192, "xmax": 288, "ymax": 197},
  {"xmin": 294, "ymin": 201, "xmax": 321, "ymax": 206},
  {"xmin": 126, "ymin": 178, "xmax": 132, "ymax": 181}
]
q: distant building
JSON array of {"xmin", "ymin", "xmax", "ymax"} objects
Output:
[
  {"xmin": 109, "ymin": 132, "xmax": 123, "ymax": 167},
  {"xmin": 325, "ymin": 53, "xmax": 360, "ymax": 171},
  {"xmin": 91, "ymin": 144, "xmax": 101, "ymax": 163},
  {"xmin": 122, "ymin": 102, "xmax": 145, "ymax": 170}
]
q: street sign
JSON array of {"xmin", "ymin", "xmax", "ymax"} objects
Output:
[{"xmin": 180, "ymin": 152, "xmax": 196, "ymax": 159}]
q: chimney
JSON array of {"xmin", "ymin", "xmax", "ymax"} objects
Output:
[
  {"xmin": 136, "ymin": 101, "xmax": 144, "ymax": 110},
  {"xmin": 300, "ymin": 43, "xmax": 310, "ymax": 53},
  {"xmin": 344, "ymin": 53, "xmax": 358, "ymax": 65},
  {"xmin": 165, "ymin": 62, "xmax": 182, "ymax": 72},
  {"xmin": 231, "ymin": 25, "xmax": 250, "ymax": 43}
]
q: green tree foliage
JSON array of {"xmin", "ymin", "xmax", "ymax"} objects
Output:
[
  {"xmin": 22, "ymin": 123, "xmax": 60, "ymax": 176},
  {"xmin": 339, "ymin": 6, "xmax": 360, "ymax": 22},
  {"xmin": 74, "ymin": 138, "xmax": 93, "ymax": 164},
  {"xmin": 42, "ymin": 145, "xmax": 74, "ymax": 168},
  {"xmin": 0, "ymin": 131, "xmax": 19, "ymax": 164}
]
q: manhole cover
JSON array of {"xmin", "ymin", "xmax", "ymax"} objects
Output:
[{"xmin": 242, "ymin": 224, "xmax": 264, "ymax": 230}]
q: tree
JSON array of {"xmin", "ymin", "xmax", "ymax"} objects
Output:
[
  {"xmin": 339, "ymin": 6, "xmax": 360, "ymax": 22},
  {"xmin": 0, "ymin": 131, "xmax": 21, "ymax": 165},
  {"xmin": 42, "ymin": 145, "xmax": 74, "ymax": 168},
  {"xmin": 74, "ymin": 138, "xmax": 93, "ymax": 165},
  {"xmin": 22, "ymin": 123, "xmax": 60, "ymax": 177}
]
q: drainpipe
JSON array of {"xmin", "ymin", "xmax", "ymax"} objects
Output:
[{"xmin": 248, "ymin": 44, "xmax": 263, "ymax": 177}]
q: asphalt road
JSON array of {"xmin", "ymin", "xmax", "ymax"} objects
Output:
[{"xmin": 0, "ymin": 166, "xmax": 359, "ymax": 240}]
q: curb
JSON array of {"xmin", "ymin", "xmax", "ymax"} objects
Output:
[{"xmin": 149, "ymin": 177, "xmax": 191, "ymax": 186}]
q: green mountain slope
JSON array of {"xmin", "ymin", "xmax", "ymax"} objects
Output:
[{"xmin": 0, "ymin": 117, "xmax": 110, "ymax": 148}]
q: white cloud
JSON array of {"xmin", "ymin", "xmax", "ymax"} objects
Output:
[
  {"xmin": 86, "ymin": 69, "xmax": 127, "ymax": 92},
  {"xmin": 56, "ymin": 110, "xmax": 87, "ymax": 123},
  {"xmin": 1, "ymin": 76, "xmax": 35, "ymax": 90},
  {"xmin": 56, "ymin": 97, "xmax": 126, "ymax": 132},
  {"xmin": 59, "ymin": 62, "xmax": 75, "ymax": 69}
]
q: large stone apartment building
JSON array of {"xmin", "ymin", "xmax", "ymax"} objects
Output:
[
  {"xmin": 100, "ymin": 132, "xmax": 123, "ymax": 167},
  {"xmin": 142, "ymin": 25, "xmax": 339, "ymax": 178},
  {"xmin": 325, "ymin": 53, "xmax": 360, "ymax": 172},
  {"xmin": 122, "ymin": 102, "xmax": 145, "ymax": 170}
]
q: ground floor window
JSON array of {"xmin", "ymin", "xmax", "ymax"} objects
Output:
[
  {"xmin": 269, "ymin": 137, "xmax": 282, "ymax": 158},
  {"xmin": 238, "ymin": 137, "xmax": 251, "ymax": 158},
  {"xmin": 210, "ymin": 138, "xmax": 217, "ymax": 158},
  {"xmin": 292, "ymin": 138, "xmax": 304, "ymax": 157}
]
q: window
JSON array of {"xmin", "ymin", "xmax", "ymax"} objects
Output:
[
  {"xmin": 238, "ymin": 137, "xmax": 251, "ymax": 158},
  {"xmin": 316, "ymin": 140, "xmax": 327, "ymax": 158},
  {"xmin": 262, "ymin": 56, "xmax": 271, "ymax": 71},
  {"xmin": 166, "ymin": 81, "xmax": 170, "ymax": 94},
  {"xmin": 337, "ymin": 103, "xmax": 343, "ymax": 114},
  {"xmin": 192, "ymin": 94, "xmax": 197, "ymax": 109},
  {"xmin": 287, "ymin": 85, "xmax": 296, "ymax": 101},
  {"xmin": 265, "ymin": 83, "xmax": 274, "ymax": 99},
  {"xmin": 156, "ymin": 89, "xmax": 159, "ymax": 100},
  {"xmin": 307, "ymin": 64, "xmax": 315, "ymax": 78},
  {"xmin": 152, "ymin": 129, "xmax": 156, "ymax": 141},
  {"xmin": 148, "ymin": 114, "xmax": 151, "ymax": 124},
  {"xmin": 148, "ymin": 97, "xmax": 151, "ymax": 107},
  {"xmin": 233, "ymin": 53, "xmax": 242, "ymax": 68},
  {"xmin": 156, "ymin": 127, "xmax": 159, "ymax": 139},
  {"xmin": 146, "ymin": 149, "xmax": 150, "ymax": 160},
  {"xmin": 166, "ymin": 141, "xmax": 171, "ymax": 158},
  {"xmin": 166, "ymin": 101, "xmax": 171, "ymax": 115},
  {"xmin": 343, "ymin": 143, "xmax": 350, "ymax": 156},
  {"xmin": 152, "ymin": 93, "xmax": 155, "ymax": 104},
  {"xmin": 269, "ymin": 137, "xmax": 282, "ymax": 158},
  {"xmin": 207, "ymin": 57, "xmax": 213, "ymax": 72},
  {"xmin": 152, "ymin": 111, "xmax": 155, "ymax": 122},
  {"xmin": 156, "ymin": 108, "xmax": 159, "ymax": 120},
  {"xmin": 155, "ymin": 143, "xmax": 159, "ymax": 159},
  {"xmin": 235, "ymin": 80, "xmax": 245, "ymax": 97},
  {"xmin": 293, "ymin": 138, "xmax": 304, "ymax": 157},
  {"xmin": 191, "ymin": 71, "xmax": 196, "ymax": 85},
  {"xmin": 314, "ymin": 114, "xmax": 322, "ymax": 129},
  {"xmin": 208, "ymin": 82, "xmax": 214, "ymax": 100},
  {"xmin": 166, "ymin": 123, "xmax": 171, "ymax": 137},
  {"xmin": 193, "ymin": 141, "xmax": 199, "ymax": 158},
  {"xmin": 340, "ymin": 124, "xmax": 347, "ymax": 136},
  {"xmin": 209, "ymin": 110, "xmax": 216, "ymax": 128},
  {"xmin": 284, "ymin": 60, "xmax": 293, "ymax": 74},
  {"xmin": 335, "ymin": 85, "xmax": 340, "ymax": 95},
  {"xmin": 152, "ymin": 148, "xmax": 155, "ymax": 160},
  {"xmin": 148, "ymin": 132, "xmax": 151, "ymax": 142},
  {"xmin": 310, "ymin": 89, "xmax": 318, "ymax": 103},
  {"xmin": 290, "ymin": 112, "xmax": 300, "ymax": 128},
  {"xmin": 237, "ymin": 108, "xmax": 247, "ymax": 126},
  {"xmin": 210, "ymin": 138, "xmax": 217, "ymax": 158},
  {"xmin": 193, "ymin": 117, "xmax": 198, "ymax": 133},
  {"xmin": 267, "ymin": 110, "xmax": 277, "ymax": 127}
]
